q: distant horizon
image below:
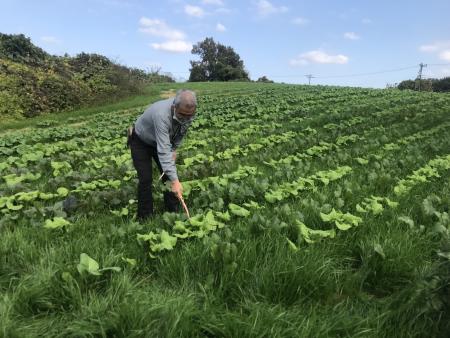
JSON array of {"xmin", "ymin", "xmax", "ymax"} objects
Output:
[{"xmin": 1, "ymin": 0, "xmax": 450, "ymax": 88}]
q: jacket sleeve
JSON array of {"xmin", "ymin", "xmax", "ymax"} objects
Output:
[{"xmin": 154, "ymin": 117, "xmax": 178, "ymax": 182}]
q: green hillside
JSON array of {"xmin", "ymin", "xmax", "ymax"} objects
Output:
[{"xmin": 0, "ymin": 33, "xmax": 173, "ymax": 121}]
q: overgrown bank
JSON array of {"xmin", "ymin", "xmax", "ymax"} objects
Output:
[{"xmin": 0, "ymin": 33, "xmax": 174, "ymax": 121}]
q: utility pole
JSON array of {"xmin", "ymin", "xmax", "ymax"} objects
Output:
[
  {"xmin": 305, "ymin": 74, "xmax": 314, "ymax": 85},
  {"xmin": 416, "ymin": 63, "xmax": 427, "ymax": 91}
]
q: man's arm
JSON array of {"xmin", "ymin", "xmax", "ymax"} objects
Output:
[
  {"xmin": 154, "ymin": 117, "xmax": 178, "ymax": 181},
  {"xmin": 154, "ymin": 118, "xmax": 182, "ymax": 197}
]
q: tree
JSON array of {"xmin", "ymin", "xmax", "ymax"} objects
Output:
[
  {"xmin": 189, "ymin": 37, "xmax": 249, "ymax": 82},
  {"xmin": 398, "ymin": 78, "xmax": 439, "ymax": 92},
  {"xmin": 397, "ymin": 80, "xmax": 415, "ymax": 90},
  {"xmin": 0, "ymin": 33, "xmax": 49, "ymax": 66},
  {"xmin": 257, "ymin": 76, "xmax": 274, "ymax": 83},
  {"xmin": 432, "ymin": 77, "xmax": 450, "ymax": 92}
]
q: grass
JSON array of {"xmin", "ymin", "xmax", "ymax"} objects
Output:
[{"xmin": 1, "ymin": 190, "xmax": 448, "ymax": 337}]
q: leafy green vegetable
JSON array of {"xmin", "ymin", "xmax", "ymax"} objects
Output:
[
  {"xmin": 77, "ymin": 253, "xmax": 102, "ymax": 276},
  {"xmin": 77, "ymin": 253, "xmax": 121, "ymax": 276},
  {"xmin": 229, "ymin": 203, "xmax": 250, "ymax": 217},
  {"xmin": 44, "ymin": 217, "xmax": 71, "ymax": 229}
]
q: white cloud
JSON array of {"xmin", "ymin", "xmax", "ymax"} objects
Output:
[
  {"xmin": 216, "ymin": 23, "xmax": 226, "ymax": 32},
  {"xmin": 361, "ymin": 18, "xmax": 372, "ymax": 24},
  {"xmin": 139, "ymin": 17, "xmax": 192, "ymax": 53},
  {"xmin": 439, "ymin": 50, "xmax": 450, "ymax": 62},
  {"xmin": 151, "ymin": 40, "xmax": 192, "ymax": 53},
  {"xmin": 290, "ymin": 50, "xmax": 349, "ymax": 66},
  {"xmin": 291, "ymin": 17, "xmax": 309, "ymax": 25},
  {"xmin": 420, "ymin": 41, "xmax": 450, "ymax": 53},
  {"xmin": 419, "ymin": 41, "xmax": 450, "ymax": 62},
  {"xmin": 185, "ymin": 4, "xmax": 205, "ymax": 17},
  {"xmin": 344, "ymin": 32, "xmax": 360, "ymax": 40},
  {"xmin": 41, "ymin": 36, "xmax": 61, "ymax": 44},
  {"xmin": 256, "ymin": 0, "xmax": 288, "ymax": 17},
  {"xmin": 420, "ymin": 44, "xmax": 438, "ymax": 52},
  {"xmin": 139, "ymin": 17, "xmax": 186, "ymax": 40},
  {"xmin": 202, "ymin": 0, "xmax": 224, "ymax": 5}
]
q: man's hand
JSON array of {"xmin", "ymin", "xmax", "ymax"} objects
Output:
[
  {"xmin": 171, "ymin": 179, "xmax": 183, "ymax": 199},
  {"xmin": 172, "ymin": 150, "xmax": 177, "ymax": 162}
]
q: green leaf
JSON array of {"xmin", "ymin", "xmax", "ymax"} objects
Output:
[
  {"xmin": 150, "ymin": 230, "xmax": 177, "ymax": 253},
  {"xmin": 6, "ymin": 199, "xmax": 23, "ymax": 211},
  {"xmin": 398, "ymin": 216, "xmax": 415, "ymax": 228},
  {"xmin": 3, "ymin": 174, "xmax": 24, "ymax": 187},
  {"xmin": 111, "ymin": 207, "xmax": 129, "ymax": 216},
  {"xmin": 374, "ymin": 243, "xmax": 386, "ymax": 259},
  {"xmin": 356, "ymin": 157, "xmax": 369, "ymax": 165},
  {"xmin": 368, "ymin": 199, "xmax": 383, "ymax": 215},
  {"xmin": 137, "ymin": 231, "xmax": 158, "ymax": 242},
  {"xmin": 57, "ymin": 187, "xmax": 69, "ymax": 197},
  {"xmin": 264, "ymin": 190, "xmax": 284, "ymax": 203},
  {"xmin": 121, "ymin": 257, "xmax": 137, "ymax": 266},
  {"xmin": 229, "ymin": 203, "xmax": 250, "ymax": 217},
  {"xmin": 39, "ymin": 192, "xmax": 56, "ymax": 200},
  {"xmin": 335, "ymin": 221, "xmax": 352, "ymax": 231},
  {"xmin": 61, "ymin": 272, "xmax": 73, "ymax": 283},
  {"xmin": 77, "ymin": 253, "xmax": 102, "ymax": 276},
  {"xmin": 243, "ymin": 200, "xmax": 264, "ymax": 210},
  {"xmin": 287, "ymin": 238, "xmax": 299, "ymax": 252},
  {"xmin": 320, "ymin": 209, "xmax": 361, "ymax": 231},
  {"xmin": 44, "ymin": 217, "xmax": 71, "ymax": 229},
  {"xmin": 215, "ymin": 210, "xmax": 231, "ymax": 222},
  {"xmin": 296, "ymin": 221, "xmax": 335, "ymax": 243},
  {"xmin": 356, "ymin": 204, "xmax": 366, "ymax": 213},
  {"xmin": 320, "ymin": 208, "xmax": 340, "ymax": 223},
  {"xmin": 385, "ymin": 198, "xmax": 398, "ymax": 208},
  {"xmin": 341, "ymin": 212, "xmax": 362, "ymax": 226},
  {"xmin": 99, "ymin": 266, "xmax": 122, "ymax": 273}
]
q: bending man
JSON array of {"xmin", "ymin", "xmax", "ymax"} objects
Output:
[{"xmin": 128, "ymin": 89, "xmax": 197, "ymax": 221}]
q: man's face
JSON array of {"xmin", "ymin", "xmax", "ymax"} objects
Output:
[{"xmin": 173, "ymin": 104, "xmax": 196, "ymax": 124}]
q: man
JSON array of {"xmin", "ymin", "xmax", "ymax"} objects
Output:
[{"xmin": 128, "ymin": 89, "xmax": 197, "ymax": 221}]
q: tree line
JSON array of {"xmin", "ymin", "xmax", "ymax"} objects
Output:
[{"xmin": 396, "ymin": 78, "xmax": 450, "ymax": 92}]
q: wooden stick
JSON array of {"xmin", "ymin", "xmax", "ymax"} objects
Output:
[{"xmin": 179, "ymin": 196, "xmax": 190, "ymax": 219}]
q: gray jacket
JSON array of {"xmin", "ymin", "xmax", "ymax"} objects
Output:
[{"xmin": 134, "ymin": 97, "xmax": 194, "ymax": 181}]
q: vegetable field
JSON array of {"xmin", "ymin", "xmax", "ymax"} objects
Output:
[{"xmin": 1, "ymin": 83, "xmax": 450, "ymax": 337}]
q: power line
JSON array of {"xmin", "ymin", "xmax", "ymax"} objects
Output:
[
  {"xmin": 157, "ymin": 62, "xmax": 450, "ymax": 81},
  {"xmin": 316, "ymin": 65, "xmax": 418, "ymax": 79},
  {"xmin": 262, "ymin": 65, "xmax": 418, "ymax": 79}
]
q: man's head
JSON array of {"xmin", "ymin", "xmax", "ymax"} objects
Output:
[{"xmin": 172, "ymin": 89, "xmax": 197, "ymax": 121}]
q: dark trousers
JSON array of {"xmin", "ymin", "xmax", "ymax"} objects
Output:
[{"xmin": 129, "ymin": 130, "xmax": 179, "ymax": 220}]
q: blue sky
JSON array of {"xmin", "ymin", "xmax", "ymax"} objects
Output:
[{"xmin": 1, "ymin": 0, "xmax": 450, "ymax": 87}]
